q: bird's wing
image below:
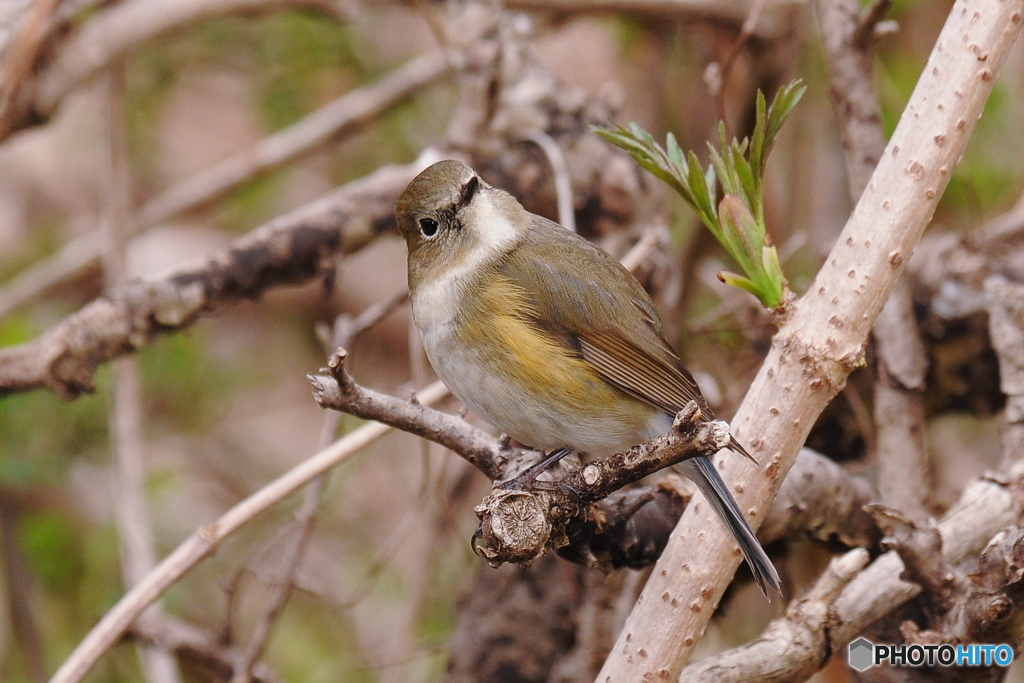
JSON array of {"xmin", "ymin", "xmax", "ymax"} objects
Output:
[{"xmin": 494, "ymin": 214, "xmax": 712, "ymax": 418}]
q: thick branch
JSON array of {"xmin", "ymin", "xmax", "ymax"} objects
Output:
[
  {"xmin": 0, "ymin": 0, "xmax": 349, "ymax": 140},
  {"xmin": 601, "ymin": 0, "xmax": 1024, "ymax": 677},
  {"xmin": 683, "ymin": 461, "xmax": 1023, "ymax": 681},
  {"xmin": 49, "ymin": 379, "xmax": 452, "ymax": 683},
  {"xmin": 0, "ymin": 52, "xmax": 449, "ymax": 321},
  {"xmin": 817, "ymin": 0, "xmax": 932, "ymax": 518},
  {"xmin": 0, "ymin": 155, "xmax": 441, "ymax": 398}
]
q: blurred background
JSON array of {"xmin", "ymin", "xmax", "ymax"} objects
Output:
[{"xmin": 1, "ymin": 0, "xmax": 1023, "ymax": 681}]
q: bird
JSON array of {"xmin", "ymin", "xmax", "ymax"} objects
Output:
[{"xmin": 395, "ymin": 159, "xmax": 780, "ymax": 597}]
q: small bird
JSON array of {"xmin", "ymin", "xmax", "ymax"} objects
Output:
[{"xmin": 395, "ymin": 159, "xmax": 780, "ymax": 597}]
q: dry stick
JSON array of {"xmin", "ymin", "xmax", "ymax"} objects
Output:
[
  {"xmin": 873, "ymin": 280, "xmax": 931, "ymax": 516},
  {"xmin": 0, "ymin": 52, "xmax": 449, "ymax": 321},
  {"xmin": 506, "ymin": 0, "xmax": 802, "ymax": 39},
  {"xmin": 515, "ymin": 128, "xmax": 576, "ymax": 232},
  {"xmin": 682, "ymin": 462, "xmax": 1023, "ymax": 680},
  {"xmin": 0, "ymin": 151, "xmax": 447, "ymax": 398},
  {"xmin": 131, "ymin": 615, "xmax": 284, "ymax": 683},
  {"xmin": 0, "ymin": 508, "xmax": 48, "ymax": 683},
  {"xmin": 0, "ymin": 0, "xmax": 348, "ymax": 139},
  {"xmin": 599, "ymin": 0, "xmax": 1024, "ymax": 678},
  {"xmin": 102, "ymin": 65, "xmax": 182, "ymax": 683},
  {"xmin": 49, "ymin": 380, "xmax": 451, "ymax": 683},
  {"xmin": 686, "ymin": 548, "xmax": 871, "ymax": 682},
  {"xmin": 703, "ymin": 0, "xmax": 769, "ymax": 126},
  {"xmin": 0, "ymin": 0, "xmax": 60, "ymax": 121},
  {"xmin": 985, "ymin": 276, "xmax": 1024, "ymax": 465},
  {"xmin": 817, "ymin": 0, "xmax": 932, "ymax": 517},
  {"xmin": 231, "ymin": 298, "xmax": 406, "ymax": 682}
]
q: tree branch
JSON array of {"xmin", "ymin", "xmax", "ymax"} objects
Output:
[
  {"xmin": 0, "ymin": 52, "xmax": 448, "ymax": 322},
  {"xmin": 817, "ymin": 0, "xmax": 932, "ymax": 517},
  {"xmin": 0, "ymin": 153, "xmax": 444, "ymax": 398},
  {"xmin": 0, "ymin": 0, "xmax": 352, "ymax": 141},
  {"xmin": 48, "ymin": 379, "xmax": 452, "ymax": 683},
  {"xmin": 683, "ymin": 462, "xmax": 1024, "ymax": 680},
  {"xmin": 600, "ymin": 0, "xmax": 1024, "ymax": 677}
]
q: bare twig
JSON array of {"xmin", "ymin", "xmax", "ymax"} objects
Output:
[
  {"xmin": 601, "ymin": 0, "xmax": 1024, "ymax": 677},
  {"xmin": 472, "ymin": 405, "xmax": 732, "ymax": 566},
  {"xmin": 0, "ymin": 0, "xmax": 352, "ymax": 140},
  {"xmin": 853, "ymin": 0, "xmax": 895, "ymax": 49},
  {"xmin": 0, "ymin": 0, "xmax": 59, "ymax": 123},
  {"xmin": 515, "ymin": 128, "xmax": 576, "ymax": 231},
  {"xmin": 0, "ymin": 506, "xmax": 47, "ymax": 683},
  {"xmin": 985, "ymin": 276, "xmax": 1024, "ymax": 464},
  {"xmin": 817, "ymin": 0, "xmax": 931, "ymax": 517},
  {"xmin": 103, "ymin": 64, "xmax": 182, "ymax": 683},
  {"xmin": 230, "ymin": 300, "xmax": 404, "ymax": 682},
  {"xmin": 0, "ymin": 152, "xmax": 448, "ymax": 398},
  {"xmin": 815, "ymin": 0, "xmax": 885, "ymax": 196},
  {"xmin": 0, "ymin": 52, "xmax": 448, "ymax": 321},
  {"xmin": 506, "ymin": 0, "xmax": 804, "ymax": 40},
  {"xmin": 703, "ymin": 0, "xmax": 769, "ymax": 125},
  {"xmin": 130, "ymin": 615, "xmax": 284, "ymax": 683},
  {"xmin": 683, "ymin": 462, "xmax": 1024, "ymax": 680},
  {"xmin": 310, "ymin": 349, "xmax": 513, "ymax": 480},
  {"xmin": 49, "ymin": 380, "xmax": 451, "ymax": 683}
]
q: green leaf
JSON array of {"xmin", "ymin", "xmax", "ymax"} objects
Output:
[
  {"xmin": 717, "ymin": 270, "xmax": 762, "ymax": 298},
  {"xmin": 750, "ymin": 89, "xmax": 768, "ymax": 173},
  {"xmin": 593, "ymin": 79, "xmax": 802, "ymax": 309},
  {"xmin": 666, "ymin": 132, "xmax": 684, "ymax": 170},
  {"xmin": 762, "ymin": 81, "xmax": 806, "ymax": 171}
]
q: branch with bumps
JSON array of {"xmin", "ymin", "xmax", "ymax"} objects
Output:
[{"xmin": 309, "ymin": 347, "xmax": 733, "ymax": 566}]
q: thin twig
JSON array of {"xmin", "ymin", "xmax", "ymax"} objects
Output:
[
  {"xmin": 0, "ymin": 506, "xmax": 47, "ymax": 683},
  {"xmin": 49, "ymin": 380, "xmax": 452, "ymax": 683},
  {"xmin": 130, "ymin": 614, "xmax": 284, "ymax": 683},
  {"xmin": 103, "ymin": 64, "xmax": 181, "ymax": 683},
  {"xmin": 0, "ymin": 0, "xmax": 351, "ymax": 139},
  {"xmin": 516, "ymin": 128, "xmax": 576, "ymax": 232},
  {"xmin": 0, "ymin": 0, "xmax": 60, "ymax": 123},
  {"xmin": 0, "ymin": 53, "xmax": 448, "ymax": 321},
  {"xmin": 703, "ymin": 0, "xmax": 769, "ymax": 127},
  {"xmin": 853, "ymin": 0, "xmax": 895, "ymax": 49},
  {"xmin": 231, "ymin": 298, "xmax": 406, "ymax": 681}
]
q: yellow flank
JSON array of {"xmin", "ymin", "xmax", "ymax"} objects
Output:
[{"xmin": 461, "ymin": 275, "xmax": 621, "ymax": 412}]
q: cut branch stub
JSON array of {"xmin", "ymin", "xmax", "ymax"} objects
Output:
[{"xmin": 471, "ymin": 403, "xmax": 732, "ymax": 567}]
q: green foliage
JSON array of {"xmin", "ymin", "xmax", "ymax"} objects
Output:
[{"xmin": 594, "ymin": 81, "xmax": 805, "ymax": 308}]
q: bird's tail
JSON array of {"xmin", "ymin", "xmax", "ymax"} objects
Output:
[{"xmin": 675, "ymin": 455, "xmax": 781, "ymax": 598}]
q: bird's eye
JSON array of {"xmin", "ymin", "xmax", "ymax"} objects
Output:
[{"xmin": 419, "ymin": 218, "xmax": 439, "ymax": 238}]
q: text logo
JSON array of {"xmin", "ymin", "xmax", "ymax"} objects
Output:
[{"xmin": 848, "ymin": 637, "xmax": 1014, "ymax": 671}]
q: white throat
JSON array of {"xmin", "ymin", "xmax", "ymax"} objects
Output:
[{"xmin": 411, "ymin": 192, "xmax": 520, "ymax": 334}]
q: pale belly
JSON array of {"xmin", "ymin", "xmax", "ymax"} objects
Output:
[{"xmin": 418, "ymin": 319, "xmax": 668, "ymax": 457}]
